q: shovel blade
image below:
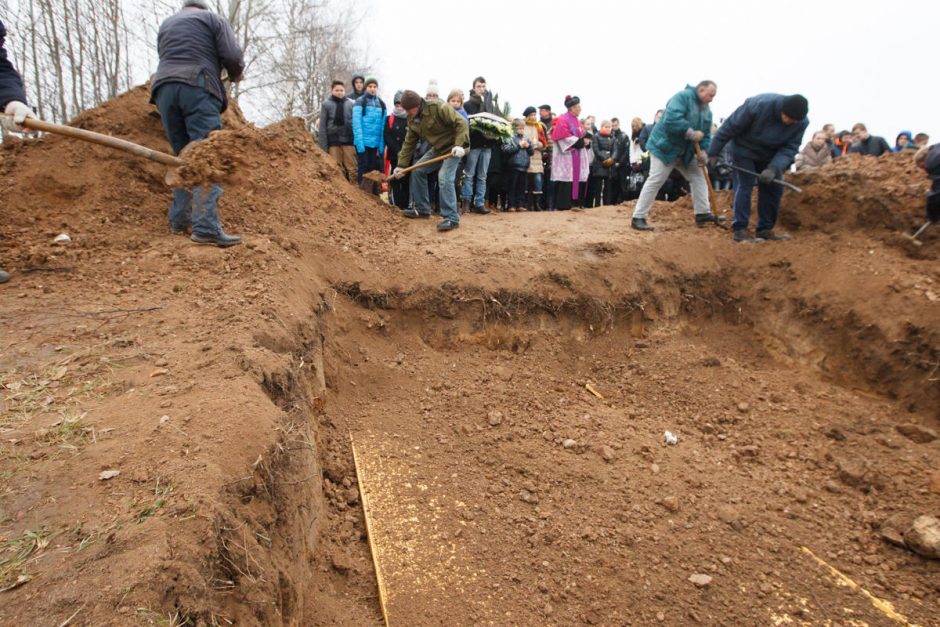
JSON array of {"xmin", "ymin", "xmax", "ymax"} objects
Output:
[{"xmin": 361, "ymin": 170, "xmax": 388, "ymax": 184}]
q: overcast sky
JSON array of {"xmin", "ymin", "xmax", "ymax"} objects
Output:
[{"xmin": 360, "ymin": 0, "xmax": 937, "ymax": 143}]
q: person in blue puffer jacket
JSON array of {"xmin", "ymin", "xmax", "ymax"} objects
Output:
[
  {"xmin": 352, "ymin": 77, "xmax": 386, "ymax": 189},
  {"xmin": 709, "ymin": 93, "xmax": 809, "ymax": 242}
]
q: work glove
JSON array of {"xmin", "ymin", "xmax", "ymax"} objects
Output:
[
  {"xmin": 602, "ymin": 158, "xmax": 614, "ymax": 168},
  {"xmin": 686, "ymin": 129, "xmax": 705, "ymax": 143},
  {"xmin": 758, "ymin": 167, "xmax": 777, "ymax": 184},
  {"xmin": 2, "ymin": 101, "xmax": 35, "ymax": 132},
  {"xmin": 392, "ymin": 167, "xmax": 406, "ymax": 179},
  {"xmin": 696, "ymin": 152, "xmax": 709, "ymax": 166},
  {"xmin": 451, "ymin": 146, "xmax": 466, "ymax": 158}
]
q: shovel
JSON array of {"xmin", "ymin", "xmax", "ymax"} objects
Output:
[
  {"xmin": 694, "ymin": 141, "xmax": 727, "ymax": 227},
  {"xmin": 361, "ymin": 152, "xmax": 454, "ymax": 184},
  {"xmin": 903, "ymin": 220, "xmax": 932, "ymax": 246},
  {"xmin": 22, "ymin": 117, "xmax": 187, "ymax": 186},
  {"xmin": 728, "ymin": 163, "xmax": 803, "ymax": 193}
]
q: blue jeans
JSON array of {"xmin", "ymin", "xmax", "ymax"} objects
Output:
[
  {"xmin": 356, "ymin": 148, "xmax": 382, "ymax": 184},
  {"xmin": 731, "ymin": 157, "xmax": 784, "ymax": 231},
  {"xmin": 154, "ymin": 80, "xmax": 225, "ymax": 236},
  {"xmin": 461, "ymin": 147, "xmax": 491, "ymax": 207},
  {"xmin": 411, "ymin": 152, "xmax": 460, "ymax": 223}
]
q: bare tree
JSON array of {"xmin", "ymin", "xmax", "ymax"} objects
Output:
[{"xmin": 2, "ymin": 0, "xmax": 370, "ymax": 132}]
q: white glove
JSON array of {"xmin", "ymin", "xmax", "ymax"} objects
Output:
[
  {"xmin": 392, "ymin": 167, "xmax": 405, "ymax": 179},
  {"xmin": 2, "ymin": 101, "xmax": 35, "ymax": 132},
  {"xmin": 451, "ymin": 146, "xmax": 466, "ymax": 158}
]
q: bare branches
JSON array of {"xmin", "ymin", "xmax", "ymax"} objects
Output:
[{"xmin": 4, "ymin": 0, "xmax": 369, "ymax": 131}]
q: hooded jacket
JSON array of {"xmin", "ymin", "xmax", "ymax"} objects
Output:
[
  {"xmin": 0, "ymin": 20, "xmax": 27, "ymax": 110},
  {"xmin": 150, "ymin": 7, "xmax": 244, "ymax": 111},
  {"xmin": 397, "ymin": 99, "xmax": 470, "ymax": 168},
  {"xmin": 709, "ymin": 93, "xmax": 809, "ymax": 174},
  {"xmin": 352, "ymin": 93, "xmax": 386, "ymax": 153},
  {"xmin": 384, "ymin": 110, "xmax": 409, "ymax": 166},
  {"xmin": 647, "ymin": 85, "xmax": 712, "ymax": 166}
]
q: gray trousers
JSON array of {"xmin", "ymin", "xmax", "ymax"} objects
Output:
[{"xmin": 632, "ymin": 152, "xmax": 711, "ymax": 219}]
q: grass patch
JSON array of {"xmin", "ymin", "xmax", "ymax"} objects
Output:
[
  {"xmin": 136, "ymin": 480, "xmax": 173, "ymax": 524},
  {"xmin": 36, "ymin": 410, "xmax": 94, "ymax": 451},
  {"xmin": 0, "ymin": 527, "xmax": 56, "ymax": 591}
]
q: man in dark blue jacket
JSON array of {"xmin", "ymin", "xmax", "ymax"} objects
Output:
[
  {"xmin": 709, "ymin": 93, "xmax": 809, "ymax": 242},
  {"xmin": 1, "ymin": 19, "xmax": 35, "ymax": 284},
  {"xmin": 151, "ymin": 0, "xmax": 245, "ymax": 247},
  {"xmin": 916, "ymin": 144, "xmax": 940, "ymax": 226}
]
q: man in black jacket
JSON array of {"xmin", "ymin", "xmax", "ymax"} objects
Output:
[
  {"xmin": 848, "ymin": 123, "xmax": 891, "ymax": 157},
  {"xmin": 1, "ymin": 19, "xmax": 35, "ymax": 284},
  {"xmin": 318, "ymin": 80, "xmax": 356, "ymax": 182},
  {"xmin": 151, "ymin": 0, "xmax": 245, "ymax": 247},
  {"xmin": 708, "ymin": 93, "xmax": 809, "ymax": 242}
]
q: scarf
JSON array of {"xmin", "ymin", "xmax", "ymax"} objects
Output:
[
  {"xmin": 525, "ymin": 118, "xmax": 548, "ymax": 146},
  {"xmin": 330, "ymin": 95, "xmax": 346, "ymax": 126}
]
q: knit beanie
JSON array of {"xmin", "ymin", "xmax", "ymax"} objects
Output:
[
  {"xmin": 523, "ymin": 106, "xmax": 537, "ymax": 117},
  {"xmin": 426, "ymin": 80, "xmax": 439, "ymax": 97},
  {"xmin": 182, "ymin": 0, "xmax": 210, "ymax": 8},
  {"xmin": 364, "ymin": 77, "xmax": 378, "ymax": 87},
  {"xmin": 781, "ymin": 94, "xmax": 809, "ymax": 120},
  {"xmin": 393, "ymin": 90, "xmax": 403, "ymax": 105},
  {"xmin": 400, "ymin": 90, "xmax": 422, "ymax": 110}
]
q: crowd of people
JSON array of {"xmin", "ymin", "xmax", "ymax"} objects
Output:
[
  {"xmin": 1, "ymin": 2, "xmax": 938, "ymax": 283},
  {"xmin": 319, "ymin": 74, "xmax": 934, "ymax": 241}
]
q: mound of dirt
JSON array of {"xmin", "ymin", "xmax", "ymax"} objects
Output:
[
  {"xmin": 1, "ymin": 85, "xmax": 938, "ymax": 627},
  {"xmin": 782, "ymin": 152, "xmax": 930, "ymax": 234}
]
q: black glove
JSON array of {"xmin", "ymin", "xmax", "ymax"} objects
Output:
[
  {"xmin": 758, "ymin": 168, "xmax": 777, "ymax": 185},
  {"xmin": 571, "ymin": 137, "xmax": 585, "ymax": 150}
]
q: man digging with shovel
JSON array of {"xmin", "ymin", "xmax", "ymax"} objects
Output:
[
  {"xmin": 391, "ymin": 90, "xmax": 469, "ymax": 232},
  {"xmin": 151, "ymin": 0, "xmax": 245, "ymax": 247},
  {"xmin": 708, "ymin": 93, "xmax": 809, "ymax": 243}
]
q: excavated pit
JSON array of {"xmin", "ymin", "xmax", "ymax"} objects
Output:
[{"xmin": 1, "ymin": 87, "xmax": 938, "ymax": 625}]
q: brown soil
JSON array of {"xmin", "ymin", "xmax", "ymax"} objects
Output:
[{"xmin": 1, "ymin": 87, "xmax": 938, "ymax": 626}]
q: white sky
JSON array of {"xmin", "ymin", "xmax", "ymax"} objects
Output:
[{"xmin": 361, "ymin": 0, "xmax": 938, "ymax": 144}]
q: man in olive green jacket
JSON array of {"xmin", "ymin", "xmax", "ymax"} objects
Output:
[{"xmin": 394, "ymin": 90, "xmax": 469, "ymax": 231}]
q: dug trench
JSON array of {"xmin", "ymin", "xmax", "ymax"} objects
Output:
[{"xmin": 1, "ymin": 88, "xmax": 938, "ymax": 625}]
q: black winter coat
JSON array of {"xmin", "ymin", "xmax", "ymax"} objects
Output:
[
  {"xmin": 848, "ymin": 135, "xmax": 891, "ymax": 157},
  {"xmin": 384, "ymin": 112, "xmax": 409, "ymax": 167},
  {"xmin": 150, "ymin": 8, "xmax": 244, "ymax": 111},
  {"xmin": 708, "ymin": 93, "xmax": 809, "ymax": 174},
  {"xmin": 591, "ymin": 133, "xmax": 616, "ymax": 177},
  {"xmin": 0, "ymin": 20, "xmax": 27, "ymax": 109}
]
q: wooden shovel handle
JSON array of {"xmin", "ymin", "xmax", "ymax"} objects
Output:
[
  {"xmin": 22, "ymin": 118, "xmax": 184, "ymax": 167},
  {"xmin": 694, "ymin": 141, "xmax": 721, "ymax": 213},
  {"xmin": 397, "ymin": 152, "xmax": 454, "ymax": 177}
]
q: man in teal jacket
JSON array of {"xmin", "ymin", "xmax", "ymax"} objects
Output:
[
  {"xmin": 631, "ymin": 81, "xmax": 721, "ymax": 231},
  {"xmin": 352, "ymin": 77, "xmax": 386, "ymax": 188}
]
